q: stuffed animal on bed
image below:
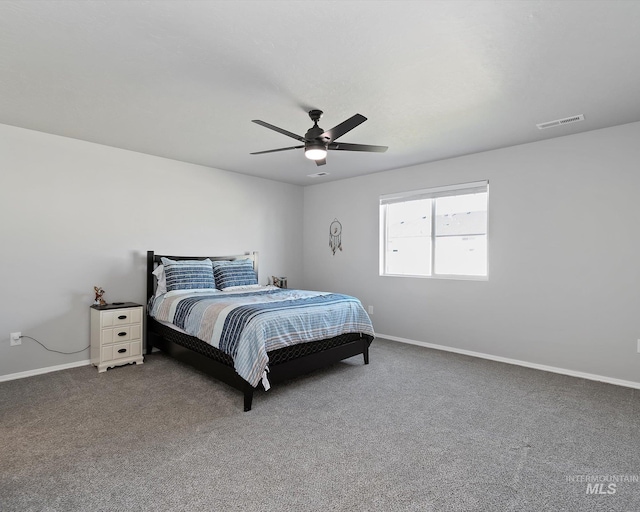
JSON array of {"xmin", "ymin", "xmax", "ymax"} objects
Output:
[{"xmin": 94, "ymin": 286, "xmax": 107, "ymax": 306}]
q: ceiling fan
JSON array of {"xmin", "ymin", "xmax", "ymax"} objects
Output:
[{"xmin": 251, "ymin": 109, "xmax": 388, "ymax": 166}]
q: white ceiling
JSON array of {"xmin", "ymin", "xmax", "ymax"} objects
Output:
[{"xmin": 1, "ymin": 1, "xmax": 640, "ymax": 186}]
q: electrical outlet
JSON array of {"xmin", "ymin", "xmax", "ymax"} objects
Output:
[
  {"xmin": 10, "ymin": 332, "xmax": 21, "ymax": 346},
  {"xmin": 368, "ymin": 305, "xmax": 374, "ymax": 315}
]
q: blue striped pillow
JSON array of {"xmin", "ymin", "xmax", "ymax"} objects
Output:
[
  {"xmin": 161, "ymin": 257, "xmax": 216, "ymax": 291},
  {"xmin": 213, "ymin": 259, "xmax": 258, "ymax": 290}
]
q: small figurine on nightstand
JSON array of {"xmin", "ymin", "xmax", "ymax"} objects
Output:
[
  {"xmin": 93, "ymin": 286, "xmax": 107, "ymax": 306},
  {"xmin": 272, "ymin": 276, "xmax": 288, "ymax": 289}
]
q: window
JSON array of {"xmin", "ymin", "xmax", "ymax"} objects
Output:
[{"xmin": 380, "ymin": 181, "xmax": 488, "ymax": 278}]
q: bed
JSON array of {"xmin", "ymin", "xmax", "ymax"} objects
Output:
[{"xmin": 146, "ymin": 251, "xmax": 375, "ymax": 411}]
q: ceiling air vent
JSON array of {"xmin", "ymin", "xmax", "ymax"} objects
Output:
[
  {"xmin": 536, "ymin": 114, "xmax": 584, "ymax": 130},
  {"xmin": 307, "ymin": 172, "xmax": 330, "ymax": 178}
]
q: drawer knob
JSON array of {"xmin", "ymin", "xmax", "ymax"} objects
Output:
[
  {"xmin": 118, "ymin": 315, "xmax": 127, "ymax": 320},
  {"xmin": 118, "ymin": 332, "xmax": 127, "ymax": 337},
  {"xmin": 117, "ymin": 348, "xmax": 127, "ymax": 354}
]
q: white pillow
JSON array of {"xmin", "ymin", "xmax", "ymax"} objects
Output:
[
  {"xmin": 163, "ymin": 288, "xmax": 221, "ymax": 298},
  {"xmin": 221, "ymin": 284, "xmax": 263, "ymax": 292},
  {"xmin": 152, "ymin": 264, "xmax": 167, "ymax": 297}
]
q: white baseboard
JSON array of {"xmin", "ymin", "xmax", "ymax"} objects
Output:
[
  {"xmin": 0, "ymin": 359, "xmax": 91, "ymax": 383},
  {"xmin": 2, "ymin": 338, "xmax": 637, "ymax": 391},
  {"xmin": 377, "ymin": 333, "xmax": 640, "ymax": 390}
]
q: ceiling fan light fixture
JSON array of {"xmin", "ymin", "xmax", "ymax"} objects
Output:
[
  {"xmin": 304, "ymin": 144, "xmax": 327, "ymax": 161},
  {"xmin": 252, "ymin": 110, "xmax": 387, "ymax": 164}
]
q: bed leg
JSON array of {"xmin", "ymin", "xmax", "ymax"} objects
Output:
[
  {"xmin": 243, "ymin": 388, "xmax": 254, "ymax": 412},
  {"xmin": 146, "ymin": 330, "xmax": 158, "ymax": 355},
  {"xmin": 363, "ymin": 343, "xmax": 370, "ymax": 365}
]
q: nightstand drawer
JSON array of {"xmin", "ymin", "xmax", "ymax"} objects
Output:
[
  {"xmin": 101, "ymin": 340, "xmax": 142, "ymax": 363},
  {"xmin": 101, "ymin": 324, "xmax": 142, "ymax": 344},
  {"xmin": 100, "ymin": 308, "xmax": 142, "ymax": 328},
  {"xmin": 103, "ymin": 342, "xmax": 126, "ymax": 361}
]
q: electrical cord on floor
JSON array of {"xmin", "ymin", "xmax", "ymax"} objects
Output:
[{"xmin": 18, "ymin": 335, "xmax": 89, "ymax": 355}]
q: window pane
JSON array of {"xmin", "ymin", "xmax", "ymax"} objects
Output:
[
  {"xmin": 385, "ymin": 199, "xmax": 431, "ymax": 275},
  {"xmin": 386, "ymin": 236, "xmax": 432, "ymax": 275},
  {"xmin": 434, "ymin": 235, "xmax": 487, "ymax": 276},
  {"xmin": 435, "ymin": 192, "xmax": 487, "ymax": 237},
  {"xmin": 387, "ymin": 198, "xmax": 431, "ymax": 237}
]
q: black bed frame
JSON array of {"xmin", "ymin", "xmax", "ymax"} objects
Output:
[{"xmin": 146, "ymin": 251, "xmax": 373, "ymax": 411}]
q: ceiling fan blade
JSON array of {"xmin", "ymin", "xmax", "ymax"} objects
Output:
[
  {"xmin": 321, "ymin": 114, "xmax": 367, "ymax": 141},
  {"xmin": 328, "ymin": 142, "xmax": 388, "ymax": 152},
  {"xmin": 250, "ymin": 145, "xmax": 304, "ymax": 155},
  {"xmin": 315, "ymin": 158, "xmax": 327, "ymax": 166},
  {"xmin": 252, "ymin": 120, "xmax": 306, "ymax": 142}
]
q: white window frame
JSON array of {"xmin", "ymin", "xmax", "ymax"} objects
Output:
[{"xmin": 379, "ymin": 180, "xmax": 489, "ymax": 280}]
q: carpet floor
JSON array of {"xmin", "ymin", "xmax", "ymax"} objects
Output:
[{"xmin": 1, "ymin": 338, "xmax": 638, "ymax": 511}]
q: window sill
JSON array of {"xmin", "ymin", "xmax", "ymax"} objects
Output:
[{"xmin": 380, "ymin": 273, "xmax": 488, "ymax": 281}]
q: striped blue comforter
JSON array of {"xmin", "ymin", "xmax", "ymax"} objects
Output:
[{"xmin": 149, "ymin": 287, "xmax": 374, "ymax": 387}]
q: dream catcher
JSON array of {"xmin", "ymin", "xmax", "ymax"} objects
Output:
[{"xmin": 329, "ymin": 219, "xmax": 342, "ymax": 256}]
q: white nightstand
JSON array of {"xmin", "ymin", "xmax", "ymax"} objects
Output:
[{"xmin": 90, "ymin": 302, "xmax": 144, "ymax": 372}]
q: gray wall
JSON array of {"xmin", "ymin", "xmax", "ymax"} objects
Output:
[
  {"xmin": 4, "ymin": 120, "xmax": 640, "ymax": 385},
  {"xmin": 303, "ymin": 122, "xmax": 640, "ymax": 384},
  {"xmin": 0, "ymin": 123, "xmax": 304, "ymax": 377}
]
